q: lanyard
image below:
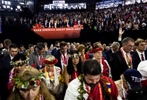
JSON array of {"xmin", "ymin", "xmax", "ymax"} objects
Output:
[
  {"xmin": 120, "ymin": 48, "xmax": 132, "ymax": 68},
  {"xmin": 85, "ymin": 83, "xmax": 103, "ymax": 100}
]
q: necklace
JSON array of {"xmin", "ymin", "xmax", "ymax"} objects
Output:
[
  {"xmin": 45, "ymin": 67, "xmax": 54, "ymax": 82},
  {"xmin": 34, "ymin": 94, "xmax": 44, "ymax": 100}
]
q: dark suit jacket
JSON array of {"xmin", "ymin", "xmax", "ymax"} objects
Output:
[
  {"xmin": 0, "ymin": 55, "xmax": 13, "ymax": 100},
  {"xmin": 132, "ymin": 51, "xmax": 147, "ymax": 69},
  {"xmin": 54, "ymin": 50, "xmax": 62, "ymax": 70},
  {"xmin": 109, "ymin": 50, "xmax": 129, "ymax": 81},
  {"xmin": 52, "ymin": 48, "xmax": 59, "ymax": 56},
  {"xmin": 104, "ymin": 49, "xmax": 113, "ymax": 63}
]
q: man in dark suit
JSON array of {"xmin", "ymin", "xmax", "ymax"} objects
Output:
[
  {"xmin": 109, "ymin": 37, "xmax": 135, "ymax": 81},
  {"xmin": 54, "ymin": 41, "xmax": 68, "ymax": 73},
  {"xmin": 0, "ymin": 43, "xmax": 19, "ymax": 100},
  {"xmin": 2, "ymin": 39, "xmax": 12, "ymax": 57},
  {"xmin": 132, "ymin": 38, "xmax": 147, "ymax": 69},
  {"xmin": 69, "ymin": 19, "xmax": 74, "ymax": 27},
  {"xmin": 52, "ymin": 41, "xmax": 60, "ymax": 56},
  {"xmin": 105, "ymin": 41, "xmax": 120, "ymax": 64},
  {"xmin": 4, "ymin": 17, "xmax": 10, "ymax": 26}
]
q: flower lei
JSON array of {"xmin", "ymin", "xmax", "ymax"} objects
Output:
[
  {"xmin": 10, "ymin": 59, "xmax": 28, "ymax": 66},
  {"xmin": 8, "ymin": 68, "xmax": 17, "ymax": 89},
  {"xmin": 42, "ymin": 67, "xmax": 54, "ymax": 82},
  {"xmin": 77, "ymin": 75, "xmax": 113, "ymax": 100},
  {"xmin": 13, "ymin": 73, "xmax": 42, "ymax": 89},
  {"xmin": 34, "ymin": 94, "xmax": 44, "ymax": 100},
  {"xmin": 77, "ymin": 75, "xmax": 88, "ymax": 100}
]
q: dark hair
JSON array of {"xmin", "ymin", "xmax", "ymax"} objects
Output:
[
  {"xmin": 3, "ymin": 39, "xmax": 12, "ymax": 45},
  {"xmin": 9, "ymin": 43, "xmax": 18, "ymax": 49},
  {"xmin": 69, "ymin": 50, "xmax": 79, "ymax": 56},
  {"xmin": 82, "ymin": 59, "xmax": 101, "ymax": 75},
  {"xmin": 55, "ymin": 41, "xmax": 60, "ymax": 44},
  {"xmin": 28, "ymin": 44, "xmax": 34, "ymax": 48},
  {"xmin": 122, "ymin": 37, "xmax": 135, "ymax": 44},
  {"xmin": 20, "ymin": 44, "xmax": 25, "ymax": 47},
  {"xmin": 36, "ymin": 42, "xmax": 45, "ymax": 50},
  {"xmin": 60, "ymin": 41, "xmax": 67, "ymax": 47},
  {"xmin": 12, "ymin": 53, "xmax": 27, "ymax": 62},
  {"xmin": 67, "ymin": 50, "xmax": 82, "ymax": 75}
]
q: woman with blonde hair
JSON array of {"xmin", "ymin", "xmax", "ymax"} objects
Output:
[
  {"xmin": 92, "ymin": 47, "xmax": 112, "ymax": 78},
  {"xmin": 40, "ymin": 55, "xmax": 61, "ymax": 91},
  {"xmin": 40, "ymin": 55, "xmax": 65, "ymax": 100},
  {"xmin": 78, "ymin": 44, "xmax": 87, "ymax": 62},
  {"xmin": 7, "ymin": 67, "xmax": 55, "ymax": 100}
]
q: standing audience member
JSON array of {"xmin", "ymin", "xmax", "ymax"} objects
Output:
[
  {"xmin": 40, "ymin": 55, "xmax": 63, "ymax": 99},
  {"xmin": 7, "ymin": 53, "xmax": 28, "ymax": 91},
  {"xmin": 64, "ymin": 59, "xmax": 122, "ymax": 100},
  {"xmin": 0, "ymin": 43, "xmax": 4, "ymax": 58},
  {"xmin": 29, "ymin": 42, "xmax": 50, "ymax": 70},
  {"xmin": 132, "ymin": 38, "xmax": 147, "ymax": 69},
  {"xmin": 0, "ymin": 43, "xmax": 19, "ymax": 100},
  {"xmin": 109, "ymin": 37, "xmax": 135, "ymax": 81},
  {"xmin": 0, "ymin": 42, "xmax": 4, "ymax": 51},
  {"xmin": 2, "ymin": 39, "xmax": 12, "ymax": 57},
  {"xmin": 51, "ymin": 41, "xmax": 60, "ymax": 56},
  {"xmin": 92, "ymin": 47, "xmax": 112, "ymax": 77},
  {"xmin": 120, "ymin": 68, "xmax": 147, "ymax": 100},
  {"xmin": 78, "ymin": 44, "xmax": 87, "ymax": 62},
  {"xmin": 54, "ymin": 41, "xmax": 69, "ymax": 73},
  {"xmin": 25, "ymin": 44, "xmax": 34, "ymax": 59},
  {"xmin": 7, "ymin": 67, "xmax": 55, "ymax": 100},
  {"xmin": 63, "ymin": 50, "xmax": 82, "ymax": 86},
  {"xmin": 137, "ymin": 60, "xmax": 147, "ymax": 88},
  {"xmin": 105, "ymin": 41, "xmax": 120, "ymax": 64},
  {"xmin": 19, "ymin": 44, "xmax": 26, "ymax": 54}
]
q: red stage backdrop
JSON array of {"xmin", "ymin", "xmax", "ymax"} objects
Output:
[{"xmin": 32, "ymin": 27, "xmax": 83, "ymax": 39}]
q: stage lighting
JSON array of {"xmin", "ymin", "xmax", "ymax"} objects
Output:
[
  {"xmin": 17, "ymin": 5, "xmax": 21, "ymax": 9},
  {"xmin": 3, "ymin": 5, "xmax": 6, "ymax": 8},
  {"xmin": 10, "ymin": 7, "xmax": 13, "ymax": 10}
]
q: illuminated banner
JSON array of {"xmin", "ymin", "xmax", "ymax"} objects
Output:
[
  {"xmin": 53, "ymin": 0, "xmax": 65, "ymax": 4},
  {"xmin": 96, "ymin": 0, "xmax": 125, "ymax": 9},
  {"xmin": 32, "ymin": 27, "xmax": 83, "ymax": 39}
]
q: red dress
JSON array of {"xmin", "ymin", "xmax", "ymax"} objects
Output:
[{"xmin": 70, "ymin": 71, "xmax": 79, "ymax": 82}]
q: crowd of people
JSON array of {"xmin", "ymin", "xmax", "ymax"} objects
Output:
[
  {"xmin": 3, "ymin": 3, "xmax": 147, "ymax": 32},
  {"xmin": 0, "ymin": 37, "xmax": 147, "ymax": 100},
  {"xmin": 1, "ymin": 2, "xmax": 147, "ymax": 100}
]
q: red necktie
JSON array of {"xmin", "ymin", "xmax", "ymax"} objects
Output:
[
  {"xmin": 63, "ymin": 54, "xmax": 67, "ymax": 64},
  {"xmin": 141, "ymin": 54, "xmax": 145, "ymax": 61},
  {"xmin": 39, "ymin": 55, "xmax": 43, "ymax": 67}
]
